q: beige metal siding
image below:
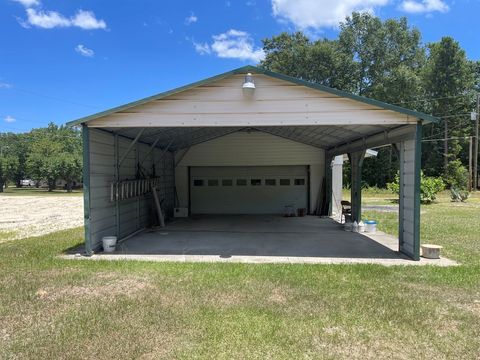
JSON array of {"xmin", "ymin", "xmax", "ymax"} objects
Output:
[
  {"xmin": 88, "ymin": 129, "xmax": 175, "ymax": 250},
  {"xmin": 399, "ymin": 139, "xmax": 418, "ymax": 257},
  {"xmin": 175, "ymin": 131, "xmax": 324, "ymax": 213},
  {"xmin": 177, "ymin": 131, "xmax": 324, "ymax": 166},
  {"xmin": 89, "ymin": 130, "xmax": 116, "ymax": 248},
  {"xmin": 88, "ymin": 74, "xmax": 415, "ymax": 128}
]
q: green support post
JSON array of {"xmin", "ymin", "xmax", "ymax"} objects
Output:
[
  {"xmin": 413, "ymin": 122, "xmax": 423, "ymax": 260},
  {"xmin": 82, "ymin": 125, "xmax": 92, "ymax": 256}
]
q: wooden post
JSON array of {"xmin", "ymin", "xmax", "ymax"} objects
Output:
[{"xmin": 152, "ymin": 187, "xmax": 165, "ymax": 228}]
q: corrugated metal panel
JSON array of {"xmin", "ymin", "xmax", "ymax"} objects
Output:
[
  {"xmin": 175, "ymin": 131, "xmax": 324, "ymax": 213},
  {"xmin": 177, "ymin": 131, "xmax": 324, "ymax": 166},
  {"xmin": 85, "ymin": 74, "xmax": 418, "ymax": 129},
  {"xmin": 88, "ymin": 129, "xmax": 175, "ymax": 250},
  {"xmin": 67, "ymin": 65, "xmax": 438, "ymax": 128},
  {"xmin": 89, "ymin": 130, "xmax": 116, "ymax": 250},
  {"xmin": 399, "ymin": 137, "xmax": 420, "ymax": 259}
]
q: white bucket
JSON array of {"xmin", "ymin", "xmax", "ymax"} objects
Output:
[
  {"xmin": 102, "ymin": 236, "xmax": 117, "ymax": 253},
  {"xmin": 365, "ymin": 221, "xmax": 377, "ymax": 234},
  {"xmin": 358, "ymin": 221, "xmax": 365, "ymax": 233}
]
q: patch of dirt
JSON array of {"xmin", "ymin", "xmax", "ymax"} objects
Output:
[
  {"xmin": 0, "ymin": 196, "xmax": 83, "ymax": 242},
  {"xmin": 267, "ymin": 287, "xmax": 288, "ymax": 304},
  {"xmin": 35, "ymin": 275, "xmax": 152, "ymax": 302}
]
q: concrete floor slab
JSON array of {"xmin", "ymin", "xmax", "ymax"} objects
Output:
[
  {"xmin": 67, "ymin": 215, "xmax": 456, "ymax": 266},
  {"xmin": 64, "ymin": 215, "xmax": 457, "ymax": 266}
]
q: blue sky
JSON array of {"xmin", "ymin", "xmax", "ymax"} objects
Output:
[{"xmin": 1, "ymin": 0, "xmax": 479, "ymax": 132}]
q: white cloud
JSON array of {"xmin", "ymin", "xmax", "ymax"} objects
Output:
[
  {"xmin": 18, "ymin": 6, "xmax": 107, "ymax": 30},
  {"xmin": 210, "ymin": 29, "xmax": 265, "ymax": 62},
  {"xmin": 0, "ymin": 82, "xmax": 12, "ymax": 89},
  {"xmin": 185, "ymin": 12, "xmax": 198, "ymax": 25},
  {"xmin": 12, "ymin": 0, "xmax": 40, "ymax": 7},
  {"xmin": 75, "ymin": 44, "xmax": 95, "ymax": 57},
  {"xmin": 25, "ymin": 8, "xmax": 70, "ymax": 28},
  {"xmin": 271, "ymin": 0, "xmax": 389, "ymax": 29},
  {"xmin": 4, "ymin": 115, "xmax": 16, "ymax": 123},
  {"xmin": 191, "ymin": 30, "xmax": 264, "ymax": 62},
  {"xmin": 193, "ymin": 41, "xmax": 211, "ymax": 55},
  {"xmin": 71, "ymin": 10, "xmax": 107, "ymax": 30},
  {"xmin": 399, "ymin": 0, "xmax": 449, "ymax": 13}
]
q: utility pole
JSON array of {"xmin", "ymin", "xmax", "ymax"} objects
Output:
[
  {"xmin": 474, "ymin": 93, "xmax": 479, "ymax": 191},
  {"xmin": 469, "ymin": 136, "xmax": 473, "ymax": 191}
]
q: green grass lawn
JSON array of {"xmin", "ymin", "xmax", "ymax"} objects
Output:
[
  {"xmin": 1, "ymin": 191, "xmax": 479, "ymax": 359},
  {"xmin": 0, "ymin": 187, "xmax": 83, "ymax": 196}
]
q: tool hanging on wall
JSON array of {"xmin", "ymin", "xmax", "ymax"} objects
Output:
[{"xmin": 109, "ymin": 176, "xmax": 163, "ymax": 202}]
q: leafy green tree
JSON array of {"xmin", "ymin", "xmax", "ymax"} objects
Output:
[
  {"xmin": 338, "ymin": 13, "xmax": 426, "ymax": 104},
  {"xmin": 422, "ymin": 37, "xmax": 475, "ymax": 174},
  {"xmin": 0, "ymin": 155, "xmax": 19, "ymax": 192},
  {"xmin": 361, "ymin": 147, "xmax": 399, "ymax": 188},
  {"xmin": 444, "ymin": 159, "xmax": 470, "ymax": 202},
  {"xmin": 27, "ymin": 123, "xmax": 82, "ymax": 192},
  {"xmin": 387, "ymin": 171, "xmax": 444, "ymax": 204},
  {"xmin": 261, "ymin": 32, "xmax": 353, "ymax": 90},
  {"xmin": 0, "ymin": 133, "xmax": 29, "ymax": 187}
]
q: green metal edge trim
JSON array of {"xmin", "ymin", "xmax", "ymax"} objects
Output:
[
  {"xmin": 82, "ymin": 125, "xmax": 92, "ymax": 256},
  {"xmin": 413, "ymin": 121, "xmax": 423, "ymax": 261},
  {"xmin": 398, "ymin": 141, "xmax": 405, "ymax": 253},
  {"xmin": 67, "ymin": 64, "xmax": 438, "ymax": 127}
]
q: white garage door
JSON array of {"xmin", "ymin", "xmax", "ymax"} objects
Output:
[{"xmin": 190, "ymin": 166, "xmax": 308, "ymax": 214}]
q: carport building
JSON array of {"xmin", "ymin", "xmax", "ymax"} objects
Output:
[{"xmin": 68, "ymin": 66, "xmax": 438, "ymax": 260}]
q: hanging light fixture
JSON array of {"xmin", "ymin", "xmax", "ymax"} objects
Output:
[{"xmin": 242, "ymin": 73, "xmax": 255, "ymax": 90}]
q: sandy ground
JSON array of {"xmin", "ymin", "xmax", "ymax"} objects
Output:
[{"xmin": 0, "ymin": 196, "xmax": 83, "ymax": 242}]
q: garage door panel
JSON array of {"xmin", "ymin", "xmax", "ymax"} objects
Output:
[{"xmin": 191, "ymin": 166, "xmax": 307, "ymax": 214}]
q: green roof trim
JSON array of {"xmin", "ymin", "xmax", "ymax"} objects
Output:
[{"xmin": 66, "ymin": 65, "xmax": 438, "ymax": 127}]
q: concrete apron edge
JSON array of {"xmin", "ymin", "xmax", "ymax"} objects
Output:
[{"xmin": 59, "ymin": 254, "xmax": 458, "ymax": 266}]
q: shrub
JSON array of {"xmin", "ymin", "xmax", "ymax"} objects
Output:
[
  {"xmin": 444, "ymin": 160, "xmax": 470, "ymax": 202},
  {"xmin": 421, "ymin": 175, "xmax": 445, "ymax": 203},
  {"xmin": 387, "ymin": 171, "xmax": 444, "ymax": 204}
]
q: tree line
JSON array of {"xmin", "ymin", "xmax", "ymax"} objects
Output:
[
  {"xmin": 0, "ymin": 123, "xmax": 82, "ymax": 192},
  {"xmin": 260, "ymin": 12, "xmax": 480, "ymax": 188}
]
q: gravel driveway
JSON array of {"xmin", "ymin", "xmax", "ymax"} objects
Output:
[{"xmin": 0, "ymin": 196, "xmax": 83, "ymax": 242}]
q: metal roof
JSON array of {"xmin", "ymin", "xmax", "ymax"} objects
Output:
[{"xmin": 67, "ymin": 65, "xmax": 439, "ymax": 127}]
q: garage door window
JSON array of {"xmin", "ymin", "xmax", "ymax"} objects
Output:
[
  {"xmin": 265, "ymin": 179, "xmax": 276, "ymax": 186},
  {"xmin": 251, "ymin": 179, "xmax": 262, "ymax": 186},
  {"xmin": 208, "ymin": 179, "xmax": 219, "ymax": 186},
  {"xmin": 222, "ymin": 179, "xmax": 233, "ymax": 186},
  {"xmin": 279, "ymin": 179, "xmax": 290, "ymax": 186},
  {"xmin": 193, "ymin": 179, "xmax": 204, "ymax": 186},
  {"xmin": 236, "ymin": 179, "xmax": 247, "ymax": 186},
  {"xmin": 294, "ymin": 178, "xmax": 305, "ymax": 186}
]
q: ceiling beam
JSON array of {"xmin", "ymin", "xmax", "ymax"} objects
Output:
[{"xmin": 327, "ymin": 125, "xmax": 417, "ymax": 157}]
